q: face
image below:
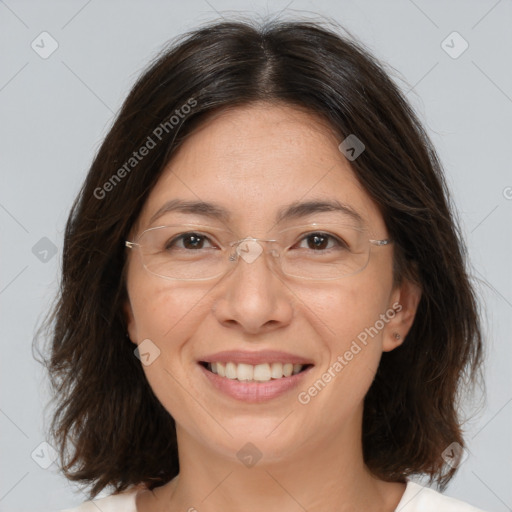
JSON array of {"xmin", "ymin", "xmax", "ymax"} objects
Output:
[{"xmin": 125, "ymin": 102, "xmax": 420, "ymax": 464}]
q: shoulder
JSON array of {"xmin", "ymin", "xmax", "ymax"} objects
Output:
[
  {"xmin": 59, "ymin": 488, "xmax": 139, "ymax": 512},
  {"xmin": 396, "ymin": 480, "xmax": 487, "ymax": 512}
]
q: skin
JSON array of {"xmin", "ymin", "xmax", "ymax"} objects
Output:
[{"xmin": 124, "ymin": 102, "xmax": 422, "ymax": 512}]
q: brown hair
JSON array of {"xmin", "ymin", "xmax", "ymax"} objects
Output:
[{"xmin": 36, "ymin": 17, "xmax": 483, "ymax": 499}]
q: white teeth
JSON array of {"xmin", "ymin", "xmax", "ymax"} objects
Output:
[
  {"xmin": 207, "ymin": 361, "xmax": 306, "ymax": 381},
  {"xmin": 237, "ymin": 363, "xmax": 253, "ymax": 381},
  {"xmin": 225, "ymin": 362, "xmax": 237, "ymax": 379},
  {"xmin": 253, "ymin": 363, "xmax": 271, "ymax": 381},
  {"xmin": 271, "ymin": 362, "xmax": 283, "ymax": 378},
  {"xmin": 293, "ymin": 364, "xmax": 303, "ymax": 375}
]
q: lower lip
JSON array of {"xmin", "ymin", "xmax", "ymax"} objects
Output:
[{"xmin": 199, "ymin": 363, "xmax": 313, "ymax": 403}]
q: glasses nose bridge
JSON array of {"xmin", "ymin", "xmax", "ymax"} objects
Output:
[{"xmin": 228, "ymin": 236, "xmax": 280, "ymax": 267}]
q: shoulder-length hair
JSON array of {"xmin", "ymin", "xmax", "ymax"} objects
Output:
[{"xmin": 37, "ymin": 17, "xmax": 483, "ymax": 499}]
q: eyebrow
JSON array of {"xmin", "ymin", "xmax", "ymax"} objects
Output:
[
  {"xmin": 149, "ymin": 198, "xmax": 364, "ymax": 227},
  {"xmin": 149, "ymin": 199, "xmax": 231, "ymax": 225},
  {"xmin": 276, "ymin": 199, "xmax": 364, "ymax": 226}
]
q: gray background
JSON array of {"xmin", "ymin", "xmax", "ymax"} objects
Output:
[{"xmin": 1, "ymin": 0, "xmax": 511, "ymax": 511}]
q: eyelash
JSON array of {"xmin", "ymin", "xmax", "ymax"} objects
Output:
[
  {"xmin": 165, "ymin": 233, "xmax": 214, "ymax": 250},
  {"xmin": 295, "ymin": 232, "xmax": 348, "ymax": 251}
]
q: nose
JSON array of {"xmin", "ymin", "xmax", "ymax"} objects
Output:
[{"xmin": 212, "ymin": 240, "xmax": 294, "ymax": 335}]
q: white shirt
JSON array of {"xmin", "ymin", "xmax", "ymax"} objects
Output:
[{"xmin": 61, "ymin": 480, "xmax": 487, "ymax": 511}]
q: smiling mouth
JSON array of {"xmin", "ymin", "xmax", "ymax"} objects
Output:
[{"xmin": 200, "ymin": 361, "xmax": 313, "ymax": 382}]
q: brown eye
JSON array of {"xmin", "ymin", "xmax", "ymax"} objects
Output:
[
  {"xmin": 297, "ymin": 232, "xmax": 347, "ymax": 251},
  {"xmin": 307, "ymin": 234, "xmax": 329, "ymax": 250},
  {"xmin": 166, "ymin": 233, "xmax": 213, "ymax": 250}
]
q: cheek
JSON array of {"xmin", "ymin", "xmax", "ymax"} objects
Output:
[
  {"xmin": 126, "ymin": 267, "xmax": 213, "ymax": 374},
  {"xmin": 127, "ymin": 262, "xmax": 206, "ymax": 339},
  {"xmin": 296, "ymin": 281, "xmax": 390, "ymax": 417},
  {"xmin": 126, "ymin": 276, "xmax": 211, "ymax": 420},
  {"xmin": 297, "ymin": 275, "xmax": 391, "ymax": 354}
]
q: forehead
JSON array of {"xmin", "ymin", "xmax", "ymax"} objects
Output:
[{"xmin": 137, "ymin": 102, "xmax": 386, "ymax": 234}]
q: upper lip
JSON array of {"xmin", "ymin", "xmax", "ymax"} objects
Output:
[{"xmin": 199, "ymin": 350, "xmax": 314, "ymax": 366}]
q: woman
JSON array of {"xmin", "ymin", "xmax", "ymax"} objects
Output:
[{"xmin": 44, "ymin": 17, "xmax": 485, "ymax": 512}]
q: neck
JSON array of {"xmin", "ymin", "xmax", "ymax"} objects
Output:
[{"xmin": 137, "ymin": 407, "xmax": 406, "ymax": 512}]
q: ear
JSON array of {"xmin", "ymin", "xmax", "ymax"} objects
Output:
[
  {"xmin": 124, "ymin": 299, "xmax": 138, "ymax": 346},
  {"xmin": 382, "ymin": 277, "xmax": 422, "ymax": 352}
]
